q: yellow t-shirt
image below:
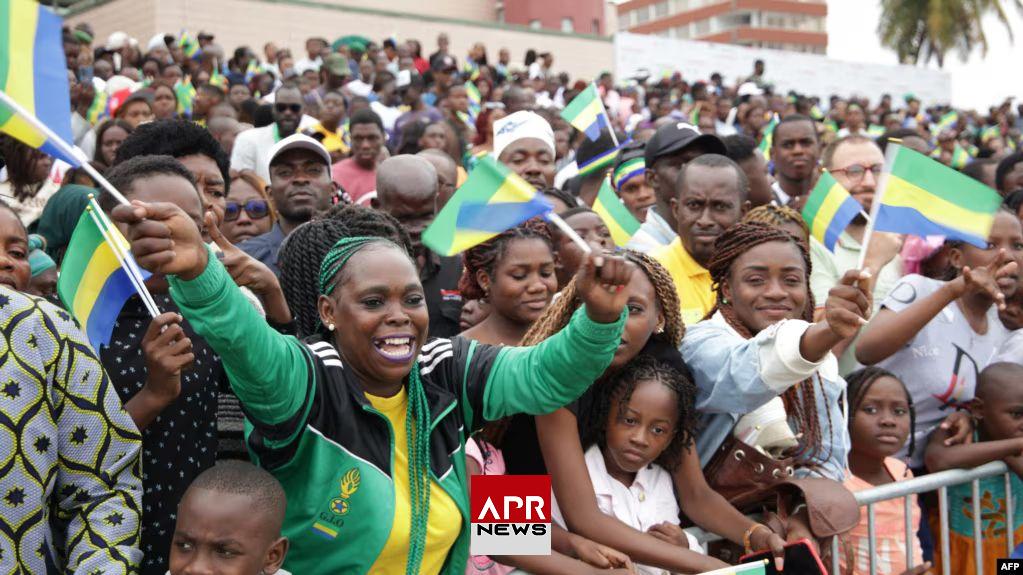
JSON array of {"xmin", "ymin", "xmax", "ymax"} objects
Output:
[
  {"xmin": 651, "ymin": 237, "xmax": 715, "ymax": 325},
  {"xmin": 365, "ymin": 388, "xmax": 462, "ymax": 575}
]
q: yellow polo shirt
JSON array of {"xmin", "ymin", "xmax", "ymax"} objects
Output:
[
  {"xmin": 366, "ymin": 388, "xmax": 462, "ymax": 574},
  {"xmin": 651, "ymin": 237, "xmax": 716, "ymax": 325}
]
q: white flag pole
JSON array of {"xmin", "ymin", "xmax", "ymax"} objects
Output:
[{"xmin": 0, "ymin": 90, "xmax": 131, "ymax": 206}]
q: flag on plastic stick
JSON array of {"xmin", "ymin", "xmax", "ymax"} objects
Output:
[
  {"xmin": 801, "ymin": 170, "xmax": 863, "ymax": 252},
  {"xmin": 873, "ymin": 144, "xmax": 1002, "ymax": 248},
  {"xmin": 0, "ymin": 0, "xmax": 79, "ymax": 166},
  {"xmin": 561, "ymin": 83, "xmax": 612, "ymax": 142},
  {"xmin": 695, "ymin": 559, "xmax": 769, "ymax": 575},
  {"xmin": 179, "ymin": 30, "xmax": 200, "ymax": 60},
  {"xmin": 422, "ymin": 156, "xmax": 553, "ymax": 256},
  {"xmin": 57, "ymin": 201, "xmax": 155, "ymax": 351},
  {"xmin": 466, "ymin": 81, "xmax": 482, "ymax": 120},
  {"xmin": 593, "ymin": 177, "xmax": 641, "ymax": 247}
]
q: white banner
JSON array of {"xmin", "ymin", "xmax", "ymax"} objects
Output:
[{"xmin": 614, "ymin": 32, "xmax": 952, "ymax": 106}]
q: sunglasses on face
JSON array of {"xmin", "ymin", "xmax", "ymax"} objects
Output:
[
  {"xmin": 224, "ymin": 199, "xmax": 270, "ymax": 222},
  {"xmin": 275, "ymin": 103, "xmax": 302, "ymax": 114}
]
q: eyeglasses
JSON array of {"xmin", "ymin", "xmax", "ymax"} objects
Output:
[
  {"xmin": 275, "ymin": 103, "xmax": 302, "ymax": 115},
  {"xmin": 830, "ymin": 163, "xmax": 883, "ymax": 182},
  {"xmin": 224, "ymin": 199, "xmax": 270, "ymax": 222}
]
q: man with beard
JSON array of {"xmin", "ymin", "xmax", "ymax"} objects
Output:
[
  {"xmin": 231, "ymin": 84, "xmax": 305, "ymax": 181},
  {"xmin": 769, "ymin": 114, "xmax": 820, "ymax": 206},
  {"xmin": 240, "ymin": 134, "xmax": 336, "ymax": 275},
  {"xmin": 376, "ymin": 155, "xmax": 463, "ymax": 337}
]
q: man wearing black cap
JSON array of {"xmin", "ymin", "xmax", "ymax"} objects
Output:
[
  {"xmin": 625, "ymin": 121, "xmax": 727, "ymax": 253},
  {"xmin": 424, "ymin": 53, "xmax": 457, "ymax": 107}
]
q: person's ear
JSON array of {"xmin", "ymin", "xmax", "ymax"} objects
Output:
[
  {"xmin": 476, "ymin": 269, "xmax": 492, "ymax": 300},
  {"xmin": 968, "ymin": 398, "xmax": 984, "ymax": 420},
  {"xmin": 670, "ymin": 196, "xmax": 679, "ymax": 221},
  {"xmin": 742, "ymin": 199, "xmax": 751, "ymax": 216},
  {"xmin": 263, "ymin": 536, "xmax": 289, "ymax": 574},
  {"xmin": 948, "ymin": 244, "xmax": 964, "ymax": 271},
  {"xmin": 317, "ymin": 294, "xmax": 337, "ymax": 332},
  {"xmin": 721, "ymin": 278, "xmax": 733, "ymax": 306}
]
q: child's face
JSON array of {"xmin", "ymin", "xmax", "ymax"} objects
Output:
[
  {"xmin": 850, "ymin": 376, "xmax": 912, "ymax": 459},
  {"xmin": 170, "ymin": 488, "xmax": 286, "ymax": 575},
  {"xmin": 602, "ymin": 379, "xmax": 678, "ymax": 485},
  {"xmin": 975, "ymin": 378, "xmax": 1023, "ymax": 441}
]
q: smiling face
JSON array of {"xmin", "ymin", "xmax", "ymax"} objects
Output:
[
  {"xmin": 723, "ymin": 240, "xmax": 808, "ymax": 334},
  {"xmin": 850, "ymin": 376, "xmax": 912, "ymax": 460},
  {"xmin": 602, "ymin": 378, "xmax": 679, "ymax": 486},
  {"xmin": 0, "ymin": 209, "xmax": 29, "ymax": 292},
  {"xmin": 672, "ymin": 164, "xmax": 746, "ymax": 267},
  {"xmin": 318, "ymin": 245, "xmax": 429, "ymax": 391},
  {"xmin": 477, "ymin": 237, "xmax": 557, "ymax": 326},
  {"xmin": 170, "ymin": 488, "xmax": 287, "ymax": 575}
]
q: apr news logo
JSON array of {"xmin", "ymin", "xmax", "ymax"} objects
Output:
[{"xmin": 470, "ymin": 475, "xmax": 551, "ymax": 555}]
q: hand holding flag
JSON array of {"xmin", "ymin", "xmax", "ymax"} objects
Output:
[{"xmin": 111, "ymin": 201, "xmax": 210, "ymax": 281}]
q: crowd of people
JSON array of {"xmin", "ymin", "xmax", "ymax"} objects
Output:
[{"xmin": 1, "ymin": 20, "xmax": 1023, "ymax": 575}]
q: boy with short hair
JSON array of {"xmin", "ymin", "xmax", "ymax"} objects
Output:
[{"xmin": 169, "ymin": 460, "xmax": 290, "ymax": 575}]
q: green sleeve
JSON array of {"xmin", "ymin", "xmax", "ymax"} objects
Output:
[
  {"xmin": 481, "ymin": 307, "xmax": 625, "ymax": 421},
  {"xmin": 168, "ymin": 249, "xmax": 311, "ymax": 425}
]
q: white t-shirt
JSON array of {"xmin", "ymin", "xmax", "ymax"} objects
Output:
[
  {"xmin": 552, "ymin": 445, "xmax": 702, "ymax": 575},
  {"xmin": 878, "ymin": 274, "xmax": 1011, "ymax": 467},
  {"xmin": 993, "ymin": 330, "xmax": 1023, "ymax": 364}
]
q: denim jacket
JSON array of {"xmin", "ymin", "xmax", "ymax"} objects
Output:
[{"xmin": 680, "ymin": 312, "xmax": 850, "ymax": 481}]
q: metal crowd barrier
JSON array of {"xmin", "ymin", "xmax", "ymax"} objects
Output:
[{"xmin": 686, "ymin": 461, "xmax": 1013, "ymax": 575}]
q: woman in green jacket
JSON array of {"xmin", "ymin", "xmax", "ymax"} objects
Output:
[{"xmin": 113, "ymin": 199, "xmax": 634, "ymax": 575}]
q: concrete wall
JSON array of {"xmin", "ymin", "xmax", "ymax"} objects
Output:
[{"xmin": 65, "ymin": 0, "xmax": 612, "ymax": 79}]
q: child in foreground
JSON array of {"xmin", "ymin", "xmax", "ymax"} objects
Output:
[
  {"xmin": 843, "ymin": 367, "xmax": 930, "ymax": 575},
  {"xmin": 555, "ymin": 355, "xmax": 703, "ymax": 575},
  {"xmin": 925, "ymin": 362, "xmax": 1023, "ymax": 575},
  {"xmin": 169, "ymin": 461, "xmax": 290, "ymax": 575}
]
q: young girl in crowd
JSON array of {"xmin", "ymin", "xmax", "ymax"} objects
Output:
[
  {"xmin": 858, "ymin": 209, "xmax": 1023, "ymax": 470},
  {"xmin": 93, "ymin": 119, "xmax": 134, "ymax": 167},
  {"xmin": 0, "ymin": 136, "xmax": 59, "ymax": 228},
  {"xmin": 843, "ymin": 367, "xmax": 929, "ymax": 575},
  {"xmin": 925, "ymin": 362, "xmax": 1023, "ymax": 575},
  {"xmin": 459, "ymin": 218, "xmax": 558, "ymax": 346},
  {"xmin": 0, "ymin": 200, "xmax": 31, "ymax": 293},
  {"xmin": 520, "ymin": 250, "xmax": 786, "ymax": 573},
  {"xmin": 564, "ymin": 355, "xmax": 703, "ymax": 575},
  {"xmin": 113, "ymin": 185, "xmax": 636, "ymax": 574}
]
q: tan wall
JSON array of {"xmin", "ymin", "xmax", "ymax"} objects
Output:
[{"xmin": 66, "ymin": 0, "xmax": 612, "ymax": 80}]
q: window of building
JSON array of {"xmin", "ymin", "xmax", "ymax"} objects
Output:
[
  {"xmin": 636, "ymin": 7, "xmax": 650, "ymax": 24},
  {"xmin": 619, "ymin": 13, "xmax": 632, "ymax": 31},
  {"xmin": 496, "ymin": 6, "xmax": 504, "ymax": 23},
  {"xmin": 693, "ymin": 18, "xmax": 710, "ymax": 36},
  {"xmin": 592, "ymin": 18, "xmax": 600, "ymax": 33},
  {"xmin": 529, "ymin": 19, "xmax": 542, "ymax": 29},
  {"xmin": 675, "ymin": 24, "xmax": 690, "ymax": 39},
  {"xmin": 561, "ymin": 17, "xmax": 574, "ymax": 32},
  {"xmin": 654, "ymin": 1, "xmax": 669, "ymax": 17}
]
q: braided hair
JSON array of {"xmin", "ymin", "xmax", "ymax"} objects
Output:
[
  {"xmin": 278, "ymin": 205, "xmax": 413, "ymax": 337},
  {"xmin": 318, "ymin": 237, "xmax": 432, "ymax": 575},
  {"xmin": 845, "ymin": 367, "xmax": 916, "ymax": 458},
  {"xmin": 742, "ymin": 204, "xmax": 809, "ymax": 245},
  {"xmin": 476, "ymin": 251, "xmax": 684, "ymax": 447},
  {"xmin": 458, "ymin": 217, "xmax": 553, "ymax": 301},
  {"xmin": 581, "ymin": 354, "xmax": 697, "ymax": 472},
  {"xmin": 705, "ymin": 222, "xmax": 831, "ymax": 464}
]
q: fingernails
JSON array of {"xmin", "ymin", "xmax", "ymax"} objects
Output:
[
  {"xmin": 776, "ymin": 558, "xmax": 784, "ymax": 571},
  {"xmin": 858, "ymin": 317, "xmax": 870, "ymax": 326},
  {"xmin": 594, "ymin": 256, "xmax": 605, "ymax": 269},
  {"xmin": 860, "ymin": 269, "xmax": 872, "ymax": 279}
]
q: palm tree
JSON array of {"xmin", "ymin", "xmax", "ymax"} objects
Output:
[{"xmin": 878, "ymin": 0, "xmax": 1023, "ymax": 67}]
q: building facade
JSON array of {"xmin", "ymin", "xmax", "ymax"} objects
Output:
[
  {"xmin": 499, "ymin": 0, "xmax": 607, "ymax": 35},
  {"xmin": 615, "ymin": 0, "xmax": 827, "ymax": 54}
]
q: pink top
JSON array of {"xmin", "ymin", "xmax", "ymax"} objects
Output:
[
  {"xmin": 843, "ymin": 458, "xmax": 924, "ymax": 575},
  {"xmin": 331, "ymin": 158, "xmax": 377, "ymax": 203},
  {"xmin": 466, "ymin": 438, "xmax": 514, "ymax": 575}
]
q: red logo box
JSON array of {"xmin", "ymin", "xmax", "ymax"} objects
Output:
[{"xmin": 470, "ymin": 475, "xmax": 551, "ymax": 555}]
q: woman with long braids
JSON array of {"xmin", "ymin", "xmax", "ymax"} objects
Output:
[
  {"xmin": 459, "ymin": 218, "xmax": 558, "ymax": 346},
  {"xmin": 683, "ymin": 222, "xmax": 868, "ymax": 481},
  {"xmin": 496, "ymin": 251, "xmax": 788, "ymax": 573},
  {"xmin": 112, "ymin": 198, "xmax": 635, "ymax": 575}
]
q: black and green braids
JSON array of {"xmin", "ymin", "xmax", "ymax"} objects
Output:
[{"xmin": 317, "ymin": 236, "xmax": 432, "ymax": 575}]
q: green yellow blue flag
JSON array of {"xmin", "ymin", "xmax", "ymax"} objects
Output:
[
  {"xmin": 758, "ymin": 113, "xmax": 779, "ymax": 160},
  {"xmin": 593, "ymin": 177, "xmax": 641, "ymax": 246},
  {"xmin": 801, "ymin": 170, "xmax": 862, "ymax": 252},
  {"xmin": 874, "ymin": 144, "xmax": 1002, "ymax": 248},
  {"xmin": 561, "ymin": 83, "xmax": 610, "ymax": 142},
  {"xmin": 0, "ymin": 0, "xmax": 79, "ymax": 166},
  {"xmin": 57, "ymin": 203, "xmax": 152, "ymax": 351},
  {"xmin": 422, "ymin": 156, "xmax": 552, "ymax": 256}
]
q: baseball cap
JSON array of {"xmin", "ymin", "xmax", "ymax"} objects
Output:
[
  {"xmin": 323, "ymin": 54, "xmax": 351, "ymax": 77},
  {"xmin": 267, "ymin": 134, "xmax": 332, "ymax": 174},
  {"xmin": 644, "ymin": 122, "xmax": 726, "ymax": 166},
  {"xmin": 430, "ymin": 53, "xmax": 457, "ymax": 72}
]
